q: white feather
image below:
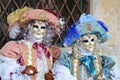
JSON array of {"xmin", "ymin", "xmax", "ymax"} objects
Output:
[{"xmin": 9, "ymin": 24, "xmax": 21, "ymax": 39}]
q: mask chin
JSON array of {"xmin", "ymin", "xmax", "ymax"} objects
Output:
[
  {"xmin": 80, "ymin": 43, "xmax": 94, "ymax": 52},
  {"xmin": 30, "ymin": 36, "xmax": 43, "ymax": 43},
  {"xmin": 33, "ymin": 34, "xmax": 44, "ymax": 39}
]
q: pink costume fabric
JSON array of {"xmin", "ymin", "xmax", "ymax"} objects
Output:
[{"xmin": 0, "ymin": 41, "xmax": 29, "ymax": 80}]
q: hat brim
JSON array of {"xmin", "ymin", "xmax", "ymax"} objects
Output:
[{"xmin": 19, "ymin": 9, "xmax": 59, "ymax": 28}]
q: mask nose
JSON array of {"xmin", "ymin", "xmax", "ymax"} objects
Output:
[{"xmin": 37, "ymin": 26, "xmax": 42, "ymax": 32}]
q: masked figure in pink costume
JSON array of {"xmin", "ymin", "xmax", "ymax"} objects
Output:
[{"xmin": 0, "ymin": 7, "xmax": 63, "ymax": 80}]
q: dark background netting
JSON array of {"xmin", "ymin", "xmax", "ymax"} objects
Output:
[{"xmin": 0, "ymin": 0, "xmax": 90, "ymax": 48}]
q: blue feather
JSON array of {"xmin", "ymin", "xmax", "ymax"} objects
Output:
[{"xmin": 97, "ymin": 21, "xmax": 108, "ymax": 32}]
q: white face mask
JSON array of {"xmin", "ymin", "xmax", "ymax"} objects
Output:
[
  {"xmin": 79, "ymin": 34, "xmax": 97, "ymax": 52},
  {"xmin": 31, "ymin": 20, "xmax": 47, "ymax": 40}
]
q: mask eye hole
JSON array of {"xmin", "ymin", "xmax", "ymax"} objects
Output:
[
  {"xmin": 33, "ymin": 25, "xmax": 38, "ymax": 28},
  {"xmin": 41, "ymin": 26, "xmax": 46, "ymax": 29},
  {"xmin": 91, "ymin": 39, "xmax": 94, "ymax": 42},
  {"xmin": 82, "ymin": 40, "xmax": 88, "ymax": 43}
]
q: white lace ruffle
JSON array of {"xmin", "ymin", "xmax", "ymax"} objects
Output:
[
  {"xmin": 36, "ymin": 47, "xmax": 49, "ymax": 80},
  {"xmin": 110, "ymin": 67, "xmax": 120, "ymax": 80},
  {"xmin": 0, "ymin": 55, "xmax": 29, "ymax": 80},
  {"xmin": 52, "ymin": 61, "xmax": 76, "ymax": 80}
]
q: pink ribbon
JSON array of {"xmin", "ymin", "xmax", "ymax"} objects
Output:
[
  {"xmin": 32, "ymin": 43, "xmax": 50, "ymax": 59},
  {"xmin": 17, "ymin": 57, "xmax": 24, "ymax": 66}
]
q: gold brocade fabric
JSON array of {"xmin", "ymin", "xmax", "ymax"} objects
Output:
[
  {"xmin": 94, "ymin": 56, "xmax": 102, "ymax": 75},
  {"xmin": 22, "ymin": 43, "xmax": 37, "ymax": 68},
  {"xmin": 72, "ymin": 56, "xmax": 80, "ymax": 80}
]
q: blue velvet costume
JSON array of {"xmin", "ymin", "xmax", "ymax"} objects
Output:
[{"xmin": 57, "ymin": 51, "xmax": 115, "ymax": 80}]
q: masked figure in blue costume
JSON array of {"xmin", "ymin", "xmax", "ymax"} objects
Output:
[{"xmin": 52, "ymin": 14, "xmax": 120, "ymax": 80}]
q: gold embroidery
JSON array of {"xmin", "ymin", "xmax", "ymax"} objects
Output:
[
  {"xmin": 95, "ymin": 71, "xmax": 107, "ymax": 80},
  {"xmin": 72, "ymin": 56, "xmax": 80, "ymax": 80},
  {"xmin": 31, "ymin": 48, "xmax": 37, "ymax": 67},
  {"xmin": 23, "ymin": 42, "xmax": 37, "ymax": 67},
  {"xmin": 93, "ymin": 56, "xmax": 102, "ymax": 74},
  {"xmin": 48, "ymin": 48, "xmax": 53, "ymax": 69},
  {"xmin": 23, "ymin": 44, "xmax": 29, "ymax": 66}
]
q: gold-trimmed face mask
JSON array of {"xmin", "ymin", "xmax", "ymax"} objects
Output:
[
  {"xmin": 31, "ymin": 20, "xmax": 47, "ymax": 39},
  {"xmin": 79, "ymin": 34, "xmax": 98, "ymax": 52}
]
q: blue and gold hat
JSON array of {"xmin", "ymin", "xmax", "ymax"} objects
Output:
[{"xmin": 63, "ymin": 13, "xmax": 110, "ymax": 46}]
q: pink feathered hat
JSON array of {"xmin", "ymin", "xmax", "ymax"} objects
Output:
[
  {"xmin": 19, "ymin": 9, "xmax": 61, "ymax": 33},
  {"xmin": 7, "ymin": 7, "xmax": 64, "ymax": 32},
  {"xmin": 7, "ymin": 7, "xmax": 64, "ymax": 39}
]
